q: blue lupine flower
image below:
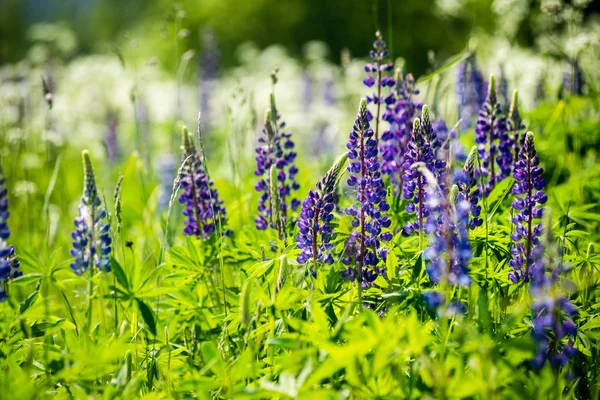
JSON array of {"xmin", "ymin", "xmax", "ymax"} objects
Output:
[
  {"xmin": 456, "ymin": 52, "xmax": 486, "ymax": 127},
  {"xmin": 418, "ymin": 165, "xmax": 472, "ymax": 286},
  {"xmin": 507, "ymin": 90, "xmax": 526, "ymax": 167},
  {"xmin": 254, "ymin": 74, "xmax": 300, "ymax": 231},
  {"xmin": 0, "ymin": 164, "xmax": 20, "ymax": 301},
  {"xmin": 475, "ymin": 75, "xmax": 509, "ymax": 194},
  {"xmin": 70, "ymin": 151, "xmax": 112, "ymax": 275},
  {"xmin": 529, "ymin": 223, "xmax": 578, "ymax": 369},
  {"xmin": 103, "ymin": 111, "xmax": 121, "ymax": 164},
  {"xmin": 364, "ymin": 31, "xmax": 395, "ymax": 142},
  {"xmin": 456, "ymin": 146, "xmax": 483, "ymax": 230},
  {"xmin": 178, "ymin": 127, "xmax": 228, "ymax": 238},
  {"xmin": 342, "ymin": 99, "xmax": 392, "ymax": 286},
  {"xmin": 297, "ymin": 153, "xmax": 348, "ymax": 265},
  {"xmin": 420, "ymin": 106, "xmax": 447, "ymax": 190},
  {"xmin": 562, "ymin": 58, "xmax": 585, "ymax": 96},
  {"xmin": 199, "ymin": 27, "xmax": 220, "ymax": 129},
  {"xmin": 509, "ymin": 132, "xmax": 548, "ymax": 283},
  {"xmin": 402, "ymin": 116, "xmax": 436, "ymax": 234},
  {"xmin": 380, "ymin": 71, "xmax": 422, "ymax": 190}
]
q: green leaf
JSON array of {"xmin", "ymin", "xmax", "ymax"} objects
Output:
[
  {"xmin": 386, "ymin": 250, "xmax": 398, "ymax": 280},
  {"xmin": 110, "ymin": 257, "xmax": 129, "ymax": 290},
  {"xmin": 136, "ymin": 299, "xmax": 157, "ymax": 336},
  {"xmin": 20, "ymin": 290, "xmax": 39, "ymax": 314}
]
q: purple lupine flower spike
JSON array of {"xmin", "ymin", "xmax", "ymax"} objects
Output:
[
  {"xmin": 0, "ymin": 162, "xmax": 21, "ymax": 300},
  {"xmin": 342, "ymin": 99, "xmax": 392, "ymax": 286},
  {"xmin": 198, "ymin": 27, "xmax": 220, "ymax": 130},
  {"xmin": 380, "ymin": 69, "xmax": 422, "ymax": 191},
  {"xmin": 507, "ymin": 90, "xmax": 526, "ymax": 165},
  {"xmin": 178, "ymin": 127, "xmax": 228, "ymax": 238},
  {"xmin": 457, "ymin": 52, "xmax": 486, "ymax": 128},
  {"xmin": 297, "ymin": 153, "xmax": 348, "ymax": 266},
  {"xmin": 364, "ymin": 31, "xmax": 395, "ymax": 142},
  {"xmin": 103, "ymin": 111, "xmax": 121, "ymax": 164},
  {"xmin": 420, "ymin": 105, "xmax": 447, "ymax": 190},
  {"xmin": 402, "ymin": 116, "xmax": 435, "ymax": 235},
  {"xmin": 456, "ymin": 146, "xmax": 483, "ymax": 230},
  {"xmin": 254, "ymin": 72, "xmax": 300, "ymax": 231},
  {"xmin": 529, "ymin": 219, "xmax": 578, "ymax": 369},
  {"xmin": 70, "ymin": 151, "xmax": 112, "ymax": 275},
  {"xmin": 562, "ymin": 58, "xmax": 585, "ymax": 96},
  {"xmin": 475, "ymin": 75, "xmax": 509, "ymax": 194},
  {"xmin": 509, "ymin": 132, "xmax": 548, "ymax": 283}
]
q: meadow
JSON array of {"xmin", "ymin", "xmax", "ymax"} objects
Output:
[{"xmin": 1, "ymin": 3, "xmax": 600, "ymax": 399}]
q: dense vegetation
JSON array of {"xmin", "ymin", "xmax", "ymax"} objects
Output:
[{"xmin": 1, "ymin": 2, "xmax": 600, "ymax": 399}]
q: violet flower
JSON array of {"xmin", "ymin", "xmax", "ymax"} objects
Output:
[
  {"xmin": 0, "ymin": 163, "xmax": 20, "ymax": 300},
  {"xmin": 380, "ymin": 70, "xmax": 422, "ymax": 190},
  {"xmin": 456, "ymin": 52, "xmax": 486, "ymax": 127},
  {"xmin": 509, "ymin": 132, "xmax": 548, "ymax": 283},
  {"xmin": 402, "ymin": 116, "xmax": 435, "ymax": 234},
  {"xmin": 342, "ymin": 99, "xmax": 392, "ymax": 286},
  {"xmin": 529, "ymin": 223, "xmax": 578, "ymax": 369},
  {"xmin": 507, "ymin": 90, "xmax": 526, "ymax": 166},
  {"xmin": 364, "ymin": 31, "xmax": 395, "ymax": 142},
  {"xmin": 254, "ymin": 74, "xmax": 300, "ymax": 231},
  {"xmin": 178, "ymin": 127, "xmax": 228, "ymax": 238},
  {"xmin": 70, "ymin": 151, "xmax": 112, "ymax": 275},
  {"xmin": 198, "ymin": 27, "xmax": 220, "ymax": 129},
  {"xmin": 475, "ymin": 75, "xmax": 509, "ymax": 194},
  {"xmin": 103, "ymin": 111, "xmax": 121, "ymax": 165},
  {"xmin": 456, "ymin": 146, "xmax": 483, "ymax": 230},
  {"xmin": 417, "ymin": 165, "xmax": 472, "ymax": 286},
  {"xmin": 562, "ymin": 58, "xmax": 585, "ymax": 96},
  {"xmin": 297, "ymin": 153, "xmax": 348, "ymax": 265}
]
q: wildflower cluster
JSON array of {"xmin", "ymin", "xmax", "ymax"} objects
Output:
[
  {"xmin": 342, "ymin": 99, "xmax": 392, "ymax": 286},
  {"xmin": 178, "ymin": 127, "xmax": 228, "ymax": 238},
  {"xmin": 297, "ymin": 153, "xmax": 348, "ymax": 265},
  {"xmin": 509, "ymin": 132, "xmax": 548, "ymax": 283},
  {"xmin": 0, "ymin": 164, "xmax": 20, "ymax": 300},
  {"xmin": 70, "ymin": 150, "xmax": 112, "ymax": 275}
]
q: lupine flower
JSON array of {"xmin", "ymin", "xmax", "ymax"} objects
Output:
[
  {"xmin": 380, "ymin": 70, "xmax": 422, "ymax": 190},
  {"xmin": 456, "ymin": 52, "xmax": 486, "ymax": 127},
  {"xmin": 0, "ymin": 164, "xmax": 20, "ymax": 300},
  {"xmin": 103, "ymin": 111, "xmax": 121, "ymax": 164},
  {"xmin": 418, "ymin": 164, "xmax": 472, "ymax": 286},
  {"xmin": 342, "ymin": 99, "xmax": 392, "ymax": 286},
  {"xmin": 475, "ymin": 75, "xmax": 510, "ymax": 194},
  {"xmin": 198, "ymin": 27, "xmax": 220, "ymax": 129},
  {"xmin": 562, "ymin": 58, "xmax": 585, "ymax": 96},
  {"xmin": 178, "ymin": 127, "xmax": 228, "ymax": 238},
  {"xmin": 507, "ymin": 90, "xmax": 526, "ymax": 165},
  {"xmin": 254, "ymin": 74, "xmax": 300, "ymax": 231},
  {"xmin": 402, "ymin": 117, "xmax": 435, "ymax": 234},
  {"xmin": 364, "ymin": 31, "xmax": 395, "ymax": 142},
  {"xmin": 529, "ymin": 220, "xmax": 577, "ymax": 369},
  {"xmin": 157, "ymin": 154, "xmax": 177, "ymax": 210},
  {"xmin": 509, "ymin": 132, "xmax": 548, "ymax": 283},
  {"xmin": 456, "ymin": 146, "xmax": 483, "ymax": 230},
  {"xmin": 420, "ymin": 106, "xmax": 447, "ymax": 189},
  {"xmin": 297, "ymin": 153, "xmax": 348, "ymax": 265},
  {"xmin": 70, "ymin": 151, "xmax": 112, "ymax": 275}
]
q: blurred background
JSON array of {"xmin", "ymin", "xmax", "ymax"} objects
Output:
[{"xmin": 1, "ymin": 0, "xmax": 599, "ymax": 72}]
